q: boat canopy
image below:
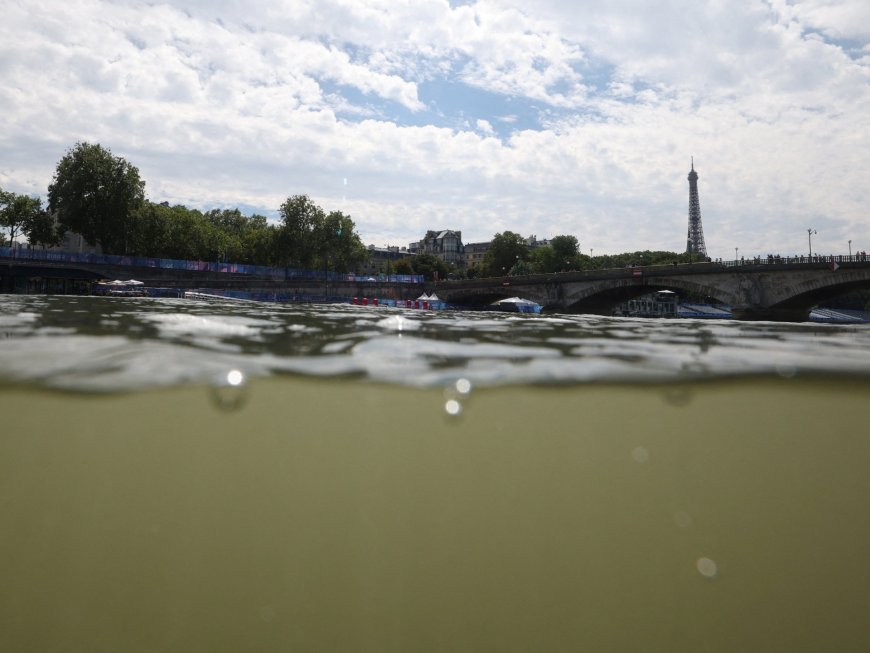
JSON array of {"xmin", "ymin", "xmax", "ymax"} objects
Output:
[{"xmin": 492, "ymin": 296, "xmax": 539, "ymax": 306}]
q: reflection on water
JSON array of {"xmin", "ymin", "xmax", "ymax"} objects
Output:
[
  {"xmin": 2, "ymin": 294, "xmax": 870, "ymax": 651},
  {"xmin": 2, "ymin": 294, "xmax": 870, "ymax": 392}
]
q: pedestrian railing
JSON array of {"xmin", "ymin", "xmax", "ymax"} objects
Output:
[{"xmin": 0, "ymin": 246, "xmax": 423, "ymax": 284}]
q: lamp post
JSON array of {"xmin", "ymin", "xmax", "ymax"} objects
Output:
[
  {"xmin": 734, "ymin": 247, "xmax": 738, "ymax": 264},
  {"xmin": 807, "ymin": 228, "xmax": 817, "ymax": 258},
  {"xmin": 849, "ymin": 239, "xmax": 852, "ymax": 257}
]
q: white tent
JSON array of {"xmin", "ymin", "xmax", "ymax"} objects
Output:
[{"xmin": 416, "ymin": 292, "xmax": 430, "ymax": 301}]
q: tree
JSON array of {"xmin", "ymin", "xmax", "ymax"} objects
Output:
[
  {"xmin": 394, "ymin": 258, "xmax": 415, "ymax": 275},
  {"xmin": 410, "ymin": 253, "xmax": 453, "ymax": 281},
  {"xmin": 240, "ymin": 214, "xmax": 277, "ymax": 266},
  {"xmin": 482, "ymin": 231, "xmax": 528, "ymax": 277},
  {"xmin": 1, "ymin": 189, "xmax": 43, "ymax": 246},
  {"xmin": 47, "ymin": 142, "xmax": 145, "ymax": 254},
  {"xmin": 275, "ymin": 195, "xmax": 368, "ymax": 272},
  {"xmin": 531, "ymin": 234, "xmax": 582, "ymax": 273},
  {"xmin": 275, "ymin": 195, "xmax": 323, "ymax": 268},
  {"xmin": 313, "ymin": 210, "xmax": 368, "ymax": 272},
  {"xmin": 23, "ymin": 204, "xmax": 62, "ymax": 249}
]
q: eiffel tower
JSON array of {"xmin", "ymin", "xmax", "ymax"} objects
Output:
[{"xmin": 685, "ymin": 158, "xmax": 707, "ymax": 257}]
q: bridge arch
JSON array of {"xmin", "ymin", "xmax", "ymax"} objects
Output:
[
  {"xmin": 562, "ymin": 276, "xmax": 734, "ymax": 314},
  {"xmin": 764, "ymin": 273, "xmax": 870, "ymax": 315}
]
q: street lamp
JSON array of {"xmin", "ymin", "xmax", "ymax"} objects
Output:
[
  {"xmin": 807, "ymin": 228, "xmax": 817, "ymax": 258},
  {"xmin": 849, "ymin": 239, "xmax": 852, "ymax": 257},
  {"xmin": 735, "ymin": 247, "xmax": 738, "ymax": 264}
]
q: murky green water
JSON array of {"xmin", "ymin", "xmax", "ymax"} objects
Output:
[{"xmin": 2, "ymin": 295, "xmax": 869, "ymax": 651}]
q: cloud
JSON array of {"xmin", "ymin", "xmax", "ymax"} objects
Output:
[{"xmin": 0, "ymin": 0, "xmax": 868, "ymax": 258}]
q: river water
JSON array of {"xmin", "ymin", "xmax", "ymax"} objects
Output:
[{"xmin": 2, "ymin": 294, "xmax": 870, "ymax": 652}]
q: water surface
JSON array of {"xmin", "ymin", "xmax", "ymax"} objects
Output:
[{"xmin": 2, "ymin": 295, "xmax": 869, "ymax": 652}]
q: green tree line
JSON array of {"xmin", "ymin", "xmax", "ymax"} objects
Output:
[
  {"xmin": 2, "ymin": 142, "xmax": 368, "ymax": 271},
  {"xmin": 390, "ymin": 230, "xmax": 700, "ymax": 280}
]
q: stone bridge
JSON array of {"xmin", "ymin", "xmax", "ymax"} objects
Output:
[
  {"xmin": 432, "ymin": 259, "xmax": 870, "ymax": 321},
  {"xmin": 5, "ymin": 251, "xmax": 870, "ymax": 321}
]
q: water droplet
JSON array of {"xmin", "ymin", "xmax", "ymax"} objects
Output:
[
  {"xmin": 444, "ymin": 399, "xmax": 462, "ymax": 417},
  {"xmin": 696, "ymin": 557, "xmax": 718, "ymax": 578},
  {"xmin": 455, "ymin": 378, "xmax": 472, "ymax": 395},
  {"xmin": 210, "ymin": 369, "xmax": 249, "ymax": 411},
  {"xmin": 631, "ymin": 446, "xmax": 649, "ymax": 464}
]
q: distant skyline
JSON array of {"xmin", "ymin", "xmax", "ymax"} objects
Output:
[{"xmin": 1, "ymin": 0, "xmax": 868, "ymax": 258}]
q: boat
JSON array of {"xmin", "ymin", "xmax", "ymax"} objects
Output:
[
  {"xmin": 488, "ymin": 297, "xmax": 542, "ymax": 314},
  {"xmin": 94, "ymin": 279, "xmax": 148, "ymax": 297}
]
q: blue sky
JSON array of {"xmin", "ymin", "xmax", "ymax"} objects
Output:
[{"xmin": 1, "ymin": 0, "xmax": 869, "ymax": 258}]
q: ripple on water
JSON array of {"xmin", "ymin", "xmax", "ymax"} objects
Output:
[{"xmin": 2, "ymin": 295, "xmax": 870, "ymax": 393}]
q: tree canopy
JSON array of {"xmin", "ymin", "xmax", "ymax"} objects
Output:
[
  {"xmin": 275, "ymin": 195, "xmax": 367, "ymax": 272},
  {"xmin": 0, "ymin": 188, "xmax": 59, "ymax": 248},
  {"xmin": 530, "ymin": 234, "xmax": 582, "ymax": 273},
  {"xmin": 47, "ymin": 142, "xmax": 145, "ymax": 254},
  {"xmin": 482, "ymin": 231, "xmax": 528, "ymax": 276}
]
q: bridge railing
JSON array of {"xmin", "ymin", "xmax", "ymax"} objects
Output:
[
  {"xmin": 0, "ymin": 246, "xmax": 424, "ymax": 284},
  {"xmin": 720, "ymin": 254, "xmax": 869, "ymax": 267}
]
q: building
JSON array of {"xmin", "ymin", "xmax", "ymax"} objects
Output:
[
  {"xmin": 410, "ymin": 230, "xmax": 466, "ymax": 267},
  {"xmin": 357, "ymin": 245, "xmax": 413, "ymax": 276},
  {"xmin": 464, "ymin": 242, "xmax": 490, "ymax": 270},
  {"xmin": 525, "ymin": 235, "xmax": 550, "ymax": 249}
]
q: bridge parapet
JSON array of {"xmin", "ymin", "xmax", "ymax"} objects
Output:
[{"xmin": 435, "ymin": 260, "xmax": 870, "ymax": 320}]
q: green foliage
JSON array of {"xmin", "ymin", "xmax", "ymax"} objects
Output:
[
  {"xmin": 483, "ymin": 231, "xmax": 528, "ymax": 276},
  {"xmin": 275, "ymin": 195, "xmax": 323, "ymax": 268},
  {"xmin": 274, "ymin": 195, "xmax": 368, "ymax": 272},
  {"xmin": 47, "ymin": 142, "xmax": 145, "ymax": 254},
  {"xmin": 23, "ymin": 204, "xmax": 62, "ymax": 249},
  {"xmin": 1, "ymin": 189, "xmax": 49, "ymax": 246},
  {"xmin": 391, "ymin": 254, "xmax": 456, "ymax": 280},
  {"xmin": 583, "ymin": 250, "xmax": 697, "ymax": 270},
  {"xmin": 530, "ymin": 234, "xmax": 582, "ymax": 273},
  {"xmin": 394, "ymin": 258, "xmax": 415, "ymax": 275},
  {"xmin": 411, "ymin": 253, "xmax": 454, "ymax": 281}
]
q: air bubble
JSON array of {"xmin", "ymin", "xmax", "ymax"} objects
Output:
[
  {"xmin": 631, "ymin": 446, "xmax": 649, "ymax": 464},
  {"xmin": 696, "ymin": 557, "xmax": 718, "ymax": 578},
  {"xmin": 210, "ymin": 369, "xmax": 249, "ymax": 411}
]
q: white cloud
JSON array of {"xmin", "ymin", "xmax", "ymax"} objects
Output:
[{"xmin": 0, "ymin": 0, "xmax": 868, "ymax": 259}]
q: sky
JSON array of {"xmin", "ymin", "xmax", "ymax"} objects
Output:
[{"xmin": 1, "ymin": 0, "xmax": 869, "ymax": 258}]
